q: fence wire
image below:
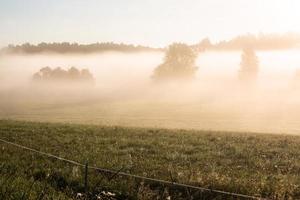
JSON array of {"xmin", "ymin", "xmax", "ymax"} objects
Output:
[{"xmin": 0, "ymin": 138, "xmax": 266, "ymax": 200}]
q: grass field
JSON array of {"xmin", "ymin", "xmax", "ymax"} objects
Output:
[{"xmin": 1, "ymin": 120, "xmax": 300, "ymax": 199}]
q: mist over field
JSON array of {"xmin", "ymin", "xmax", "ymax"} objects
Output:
[
  {"xmin": 4, "ymin": 0, "xmax": 300, "ymax": 199},
  {"xmin": 1, "ymin": 50, "xmax": 300, "ymax": 134}
]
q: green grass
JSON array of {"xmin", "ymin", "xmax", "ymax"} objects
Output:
[{"xmin": 1, "ymin": 120, "xmax": 300, "ymax": 199}]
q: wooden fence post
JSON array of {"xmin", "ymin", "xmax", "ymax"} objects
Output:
[{"xmin": 84, "ymin": 161, "xmax": 88, "ymax": 196}]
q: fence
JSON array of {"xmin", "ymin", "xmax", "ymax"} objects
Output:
[{"xmin": 0, "ymin": 138, "xmax": 265, "ymax": 200}]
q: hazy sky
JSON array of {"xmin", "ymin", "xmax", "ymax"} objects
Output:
[{"xmin": 1, "ymin": 0, "xmax": 300, "ymax": 48}]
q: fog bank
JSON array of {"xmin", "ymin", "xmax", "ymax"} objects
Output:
[{"xmin": 1, "ymin": 50, "xmax": 300, "ymax": 134}]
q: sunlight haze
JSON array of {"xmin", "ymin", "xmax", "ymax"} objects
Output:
[
  {"xmin": 1, "ymin": 0, "xmax": 300, "ymax": 47},
  {"xmin": 2, "ymin": 1, "xmax": 300, "ymax": 199}
]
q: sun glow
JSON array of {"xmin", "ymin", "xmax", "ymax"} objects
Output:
[{"xmin": 1, "ymin": 0, "xmax": 300, "ymax": 47}]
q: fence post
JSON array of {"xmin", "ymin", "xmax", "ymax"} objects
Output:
[{"xmin": 84, "ymin": 161, "xmax": 88, "ymax": 196}]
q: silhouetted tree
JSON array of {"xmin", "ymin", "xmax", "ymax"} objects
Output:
[
  {"xmin": 40, "ymin": 66, "xmax": 52, "ymax": 79},
  {"xmin": 195, "ymin": 38, "xmax": 212, "ymax": 51},
  {"xmin": 68, "ymin": 67, "xmax": 80, "ymax": 79},
  {"xmin": 32, "ymin": 67, "xmax": 94, "ymax": 83},
  {"xmin": 238, "ymin": 48, "xmax": 259, "ymax": 83},
  {"xmin": 51, "ymin": 67, "xmax": 67, "ymax": 79},
  {"xmin": 153, "ymin": 43, "xmax": 198, "ymax": 81}
]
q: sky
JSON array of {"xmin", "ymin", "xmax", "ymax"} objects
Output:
[{"xmin": 1, "ymin": 0, "xmax": 300, "ymax": 48}]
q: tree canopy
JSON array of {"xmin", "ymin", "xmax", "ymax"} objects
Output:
[
  {"xmin": 32, "ymin": 67, "xmax": 94, "ymax": 83},
  {"xmin": 152, "ymin": 43, "xmax": 198, "ymax": 81}
]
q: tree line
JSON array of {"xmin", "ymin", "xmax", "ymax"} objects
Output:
[
  {"xmin": 194, "ymin": 33, "xmax": 300, "ymax": 52},
  {"xmin": 32, "ymin": 67, "xmax": 94, "ymax": 83},
  {"xmin": 3, "ymin": 33, "xmax": 300, "ymax": 55},
  {"xmin": 4, "ymin": 42, "xmax": 160, "ymax": 54}
]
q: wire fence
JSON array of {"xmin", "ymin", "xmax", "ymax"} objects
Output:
[{"xmin": 0, "ymin": 138, "xmax": 266, "ymax": 200}]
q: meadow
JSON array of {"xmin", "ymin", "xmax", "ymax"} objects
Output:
[
  {"xmin": 2, "ymin": 1, "xmax": 300, "ymax": 199},
  {"xmin": 1, "ymin": 120, "xmax": 300, "ymax": 199}
]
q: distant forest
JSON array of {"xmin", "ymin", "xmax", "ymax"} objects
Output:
[
  {"xmin": 2, "ymin": 33, "xmax": 300, "ymax": 54},
  {"xmin": 1, "ymin": 42, "xmax": 161, "ymax": 54},
  {"xmin": 193, "ymin": 33, "xmax": 300, "ymax": 51}
]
